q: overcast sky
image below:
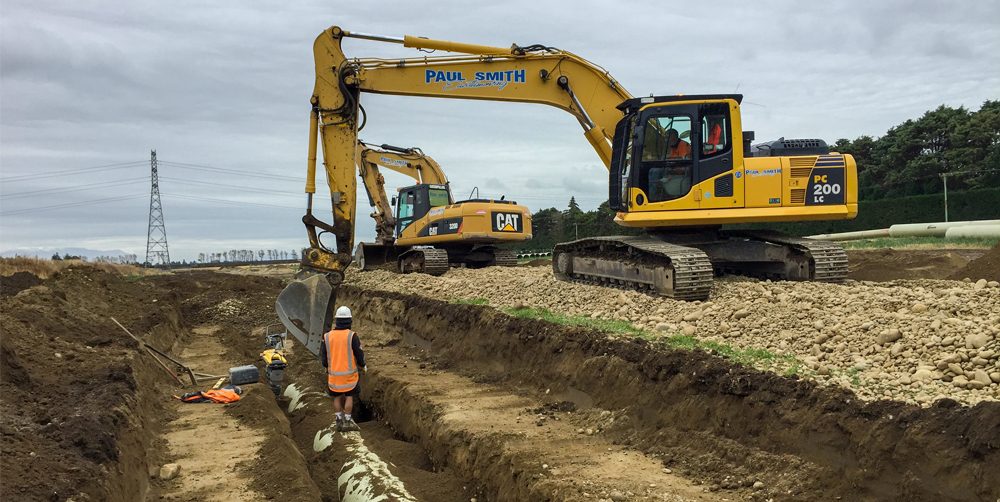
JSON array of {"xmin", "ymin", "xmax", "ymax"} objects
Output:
[{"xmin": 2, "ymin": 0, "xmax": 998, "ymax": 260}]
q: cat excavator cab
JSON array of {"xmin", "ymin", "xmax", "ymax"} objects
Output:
[{"xmin": 354, "ymin": 142, "xmax": 531, "ymax": 275}]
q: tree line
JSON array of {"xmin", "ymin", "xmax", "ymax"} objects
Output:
[
  {"xmin": 197, "ymin": 249, "xmax": 300, "ymax": 264},
  {"xmin": 514, "ymin": 101, "xmax": 999, "ymax": 249},
  {"xmin": 833, "ymin": 100, "xmax": 999, "ymax": 199}
]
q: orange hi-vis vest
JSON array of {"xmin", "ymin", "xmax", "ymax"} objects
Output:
[{"xmin": 325, "ymin": 329, "xmax": 359, "ymax": 392}]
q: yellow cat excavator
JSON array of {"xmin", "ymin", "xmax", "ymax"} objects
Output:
[
  {"xmin": 277, "ymin": 25, "xmax": 858, "ymax": 352},
  {"xmin": 355, "ymin": 141, "xmax": 531, "ymax": 275}
]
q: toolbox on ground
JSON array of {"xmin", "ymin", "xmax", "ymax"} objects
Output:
[{"xmin": 228, "ymin": 364, "xmax": 260, "ymax": 385}]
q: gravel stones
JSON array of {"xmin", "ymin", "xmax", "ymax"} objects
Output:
[{"xmin": 347, "ymin": 266, "xmax": 1000, "ymax": 407}]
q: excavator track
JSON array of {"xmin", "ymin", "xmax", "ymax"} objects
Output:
[
  {"xmin": 552, "ymin": 236, "xmax": 714, "ymax": 300},
  {"xmin": 492, "ymin": 249, "xmax": 518, "ymax": 267},
  {"xmin": 398, "ymin": 247, "xmax": 450, "ymax": 276},
  {"xmin": 719, "ymin": 231, "xmax": 849, "ymax": 282},
  {"xmin": 743, "ymin": 232, "xmax": 847, "ymax": 282}
]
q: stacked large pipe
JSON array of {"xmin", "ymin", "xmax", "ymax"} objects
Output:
[{"xmin": 808, "ymin": 220, "xmax": 1000, "ymax": 241}]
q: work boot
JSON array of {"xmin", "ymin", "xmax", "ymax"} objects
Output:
[
  {"xmin": 335, "ymin": 416, "xmax": 344, "ymax": 432},
  {"xmin": 342, "ymin": 417, "xmax": 360, "ymax": 432}
]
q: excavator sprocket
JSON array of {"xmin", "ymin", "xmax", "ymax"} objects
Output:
[{"xmin": 552, "ymin": 236, "xmax": 714, "ymax": 300}]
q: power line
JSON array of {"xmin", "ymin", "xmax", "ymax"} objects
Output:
[
  {"xmin": 160, "ymin": 193, "xmax": 303, "ymax": 210},
  {"xmin": 1, "ymin": 177, "xmax": 149, "ymax": 199},
  {"xmin": 0, "ymin": 195, "xmax": 147, "ymax": 216},
  {"xmin": 158, "ymin": 176, "xmax": 305, "ymax": 197},
  {"xmin": 158, "ymin": 160, "xmax": 302, "ymax": 182},
  {"xmin": 0, "ymin": 161, "xmax": 148, "ymax": 183}
]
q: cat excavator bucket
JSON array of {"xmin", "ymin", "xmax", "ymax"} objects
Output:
[{"xmin": 275, "ymin": 273, "xmax": 335, "ymax": 357}]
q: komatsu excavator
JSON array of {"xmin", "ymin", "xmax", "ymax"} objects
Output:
[
  {"xmin": 355, "ymin": 141, "xmax": 531, "ymax": 274},
  {"xmin": 277, "ymin": 25, "xmax": 858, "ymax": 352}
]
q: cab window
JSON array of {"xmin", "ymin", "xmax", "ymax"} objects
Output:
[
  {"xmin": 398, "ymin": 192, "xmax": 415, "ymax": 219},
  {"xmin": 638, "ymin": 114, "xmax": 693, "ymax": 202},
  {"xmin": 642, "ymin": 115, "xmax": 692, "ymax": 161},
  {"xmin": 701, "ymin": 111, "xmax": 729, "ymax": 157},
  {"xmin": 428, "ymin": 188, "xmax": 450, "ymax": 207}
]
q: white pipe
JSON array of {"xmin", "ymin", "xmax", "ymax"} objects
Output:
[
  {"xmin": 283, "ymin": 383, "xmax": 417, "ymax": 502},
  {"xmin": 888, "ymin": 220, "xmax": 1000, "ymax": 238},
  {"xmin": 944, "ymin": 225, "xmax": 1000, "ymax": 238},
  {"xmin": 806, "ymin": 228, "xmax": 890, "ymax": 241}
]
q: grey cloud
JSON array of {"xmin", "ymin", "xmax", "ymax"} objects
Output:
[{"xmin": 2, "ymin": 0, "xmax": 998, "ymax": 259}]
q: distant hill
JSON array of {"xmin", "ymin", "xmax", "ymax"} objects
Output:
[{"xmin": 1, "ymin": 247, "xmax": 132, "ymax": 260}]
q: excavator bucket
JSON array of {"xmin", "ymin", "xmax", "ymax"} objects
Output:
[
  {"xmin": 275, "ymin": 274, "xmax": 334, "ymax": 357},
  {"xmin": 356, "ymin": 242, "xmax": 403, "ymax": 271}
]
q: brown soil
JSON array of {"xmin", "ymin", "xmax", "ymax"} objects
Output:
[
  {"xmin": 336, "ymin": 285, "xmax": 1000, "ymax": 501},
  {"xmin": 948, "ymin": 244, "xmax": 1000, "ymax": 281},
  {"xmin": 847, "ymin": 248, "xmax": 983, "ymax": 281},
  {"xmin": 519, "ymin": 258, "xmax": 552, "ymax": 267},
  {"xmin": 5, "ymin": 265, "xmax": 997, "ymax": 501},
  {"xmin": 0, "ymin": 268, "xmax": 320, "ymax": 502},
  {"xmin": 0, "ymin": 271, "xmax": 42, "ymax": 297},
  {"xmin": 0, "ymin": 267, "xmax": 183, "ymax": 501}
]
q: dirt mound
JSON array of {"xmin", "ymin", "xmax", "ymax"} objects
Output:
[
  {"xmin": 0, "ymin": 267, "xmax": 184, "ymax": 501},
  {"xmin": 342, "ymin": 285, "xmax": 1000, "ymax": 500},
  {"xmin": 0, "ymin": 271, "xmax": 42, "ymax": 297},
  {"xmin": 847, "ymin": 248, "xmax": 977, "ymax": 281},
  {"xmin": 519, "ymin": 258, "xmax": 552, "ymax": 267},
  {"xmin": 949, "ymin": 244, "xmax": 1000, "ymax": 281}
]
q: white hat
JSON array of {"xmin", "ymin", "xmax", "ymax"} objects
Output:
[{"xmin": 335, "ymin": 306, "xmax": 352, "ymax": 319}]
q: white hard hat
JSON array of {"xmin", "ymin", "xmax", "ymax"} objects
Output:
[{"xmin": 335, "ymin": 306, "xmax": 352, "ymax": 319}]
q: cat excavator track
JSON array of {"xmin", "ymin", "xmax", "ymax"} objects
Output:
[
  {"xmin": 492, "ymin": 249, "xmax": 518, "ymax": 267},
  {"xmin": 398, "ymin": 247, "xmax": 450, "ymax": 275},
  {"xmin": 552, "ymin": 236, "xmax": 714, "ymax": 300}
]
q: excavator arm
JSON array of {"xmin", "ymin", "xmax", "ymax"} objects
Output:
[
  {"xmin": 357, "ymin": 142, "xmax": 449, "ymax": 244},
  {"xmin": 301, "ymin": 25, "xmax": 633, "ymax": 275}
]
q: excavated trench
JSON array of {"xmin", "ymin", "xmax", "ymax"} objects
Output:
[
  {"xmin": 228, "ymin": 280, "xmax": 1000, "ymax": 501},
  {"xmin": 9, "ymin": 268, "xmax": 996, "ymax": 501}
]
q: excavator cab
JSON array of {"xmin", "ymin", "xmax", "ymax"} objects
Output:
[
  {"xmin": 609, "ymin": 96, "xmax": 740, "ymax": 215},
  {"xmin": 394, "ymin": 183, "xmax": 454, "ymax": 236}
]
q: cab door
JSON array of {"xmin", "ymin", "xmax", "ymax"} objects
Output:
[
  {"xmin": 629, "ymin": 104, "xmax": 698, "ymax": 210},
  {"xmin": 695, "ymin": 102, "xmax": 742, "ymax": 209},
  {"xmin": 394, "ymin": 188, "xmax": 417, "ymax": 237}
]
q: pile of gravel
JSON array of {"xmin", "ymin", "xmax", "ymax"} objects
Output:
[{"xmin": 347, "ymin": 267, "xmax": 1000, "ymax": 406}]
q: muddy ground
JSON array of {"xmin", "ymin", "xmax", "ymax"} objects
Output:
[{"xmin": 2, "ymin": 256, "xmax": 999, "ymax": 501}]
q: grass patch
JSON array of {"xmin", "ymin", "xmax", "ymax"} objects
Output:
[
  {"xmin": 503, "ymin": 306, "xmax": 645, "ymax": 336},
  {"xmin": 841, "ymin": 236, "xmax": 998, "ymax": 249},
  {"xmin": 0, "ymin": 257, "xmax": 154, "ymax": 279},
  {"xmin": 452, "ymin": 297, "xmax": 489, "ymax": 305},
  {"xmin": 504, "ymin": 306, "xmax": 798, "ymax": 369}
]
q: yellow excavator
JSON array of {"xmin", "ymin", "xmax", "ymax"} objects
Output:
[
  {"xmin": 277, "ymin": 25, "xmax": 858, "ymax": 351},
  {"xmin": 355, "ymin": 141, "xmax": 531, "ymax": 274}
]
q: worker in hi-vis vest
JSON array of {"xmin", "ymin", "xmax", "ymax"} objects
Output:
[{"xmin": 319, "ymin": 306, "xmax": 367, "ymax": 431}]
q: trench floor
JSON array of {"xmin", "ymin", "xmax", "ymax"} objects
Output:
[{"xmin": 148, "ymin": 325, "xmax": 264, "ymax": 501}]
